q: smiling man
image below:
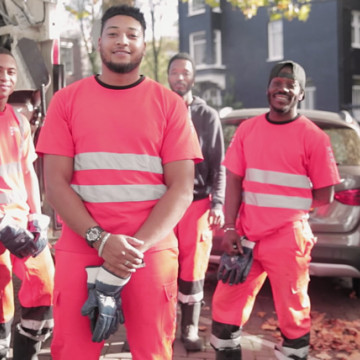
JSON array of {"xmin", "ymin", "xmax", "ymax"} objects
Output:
[
  {"xmin": 210, "ymin": 60, "xmax": 341, "ymax": 360},
  {"xmin": 36, "ymin": 5, "xmax": 202, "ymax": 360},
  {"xmin": 0, "ymin": 47, "xmax": 54, "ymax": 360}
]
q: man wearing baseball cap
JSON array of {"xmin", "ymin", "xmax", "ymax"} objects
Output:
[{"xmin": 210, "ymin": 60, "xmax": 340, "ymax": 359}]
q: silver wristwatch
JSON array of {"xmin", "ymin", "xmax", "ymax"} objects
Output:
[{"xmin": 85, "ymin": 226, "xmax": 104, "ymax": 247}]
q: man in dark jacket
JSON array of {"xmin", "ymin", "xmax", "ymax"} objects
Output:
[{"xmin": 168, "ymin": 52, "xmax": 226, "ymax": 351}]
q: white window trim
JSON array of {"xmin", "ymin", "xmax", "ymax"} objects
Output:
[
  {"xmin": 213, "ymin": 29, "xmax": 222, "ymax": 67},
  {"xmin": 352, "ymin": 11, "xmax": 360, "ymax": 49},
  {"xmin": 190, "ymin": 30, "xmax": 223, "ymax": 67},
  {"xmin": 267, "ymin": 20, "xmax": 283, "ymax": 62},
  {"xmin": 352, "ymin": 77, "xmax": 360, "ymax": 119},
  {"xmin": 188, "ymin": 0, "xmax": 206, "ymax": 16},
  {"xmin": 190, "ymin": 31, "xmax": 207, "ymax": 66}
]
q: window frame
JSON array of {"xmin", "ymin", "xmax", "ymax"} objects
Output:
[
  {"xmin": 268, "ymin": 19, "xmax": 284, "ymax": 61},
  {"xmin": 352, "ymin": 10, "xmax": 360, "ymax": 49},
  {"xmin": 188, "ymin": 0, "xmax": 206, "ymax": 16}
]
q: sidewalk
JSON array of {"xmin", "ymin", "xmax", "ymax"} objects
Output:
[
  {"xmin": 33, "ymin": 312, "xmax": 281, "ymax": 360},
  {"xmin": 11, "ymin": 269, "xmax": 321, "ymax": 360}
]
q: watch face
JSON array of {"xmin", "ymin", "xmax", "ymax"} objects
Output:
[{"xmin": 86, "ymin": 226, "xmax": 103, "ymax": 243}]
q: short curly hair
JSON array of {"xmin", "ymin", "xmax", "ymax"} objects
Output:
[{"xmin": 101, "ymin": 5, "xmax": 146, "ymax": 35}]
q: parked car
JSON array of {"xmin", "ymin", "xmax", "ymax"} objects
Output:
[{"xmin": 210, "ymin": 108, "xmax": 360, "ymax": 295}]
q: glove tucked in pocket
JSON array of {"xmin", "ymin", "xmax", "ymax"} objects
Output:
[
  {"xmin": 217, "ymin": 238, "xmax": 255, "ymax": 285},
  {"xmin": 81, "ymin": 266, "xmax": 130, "ymax": 342}
]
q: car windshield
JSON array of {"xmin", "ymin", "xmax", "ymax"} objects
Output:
[{"xmin": 323, "ymin": 127, "xmax": 360, "ymax": 166}]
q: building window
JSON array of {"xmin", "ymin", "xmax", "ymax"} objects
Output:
[
  {"xmin": 190, "ymin": 31, "xmax": 207, "ymax": 66},
  {"xmin": 352, "ymin": 11, "xmax": 360, "ymax": 48},
  {"xmin": 190, "ymin": 30, "xmax": 222, "ymax": 67},
  {"xmin": 60, "ymin": 41, "xmax": 74, "ymax": 75},
  {"xmin": 352, "ymin": 76, "xmax": 360, "ymax": 120},
  {"xmin": 300, "ymin": 86, "xmax": 316, "ymax": 110},
  {"xmin": 188, "ymin": 0, "xmax": 206, "ymax": 16},
  {"xmin": 268, "ymin": 20, "xmax": 283, "ymax": 61}
]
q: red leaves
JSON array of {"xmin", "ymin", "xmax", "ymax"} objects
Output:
[{"xmin": 258, "ymin": 310, "xmax": 360, "ymax": 359}]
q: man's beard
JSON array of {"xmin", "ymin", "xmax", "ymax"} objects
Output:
[{"xmin": 100, "ymin": 52, "xmax": 142, "ymax": 74}]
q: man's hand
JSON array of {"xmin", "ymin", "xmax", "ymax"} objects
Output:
[
  {"xmin": 217, "ymin": 238, "xmax": 255, "ymax": 285},
  {"xmin": 81, "ymin": 266, "xmax": 130, "ymax": 342},
  {"xmin": 27, "ymin": 213, "xmax": 50, "ymax": 257},
  {"xmin": 208, "ymin": 208, "xmax": 225, "ymax": 230},
  {"xmin": 0, "ymin": 214, "xmax": 48, "ymax": 258},
  {"xmin": 96, "ymin": 234, "xmax": 144, "ymax": 278}
]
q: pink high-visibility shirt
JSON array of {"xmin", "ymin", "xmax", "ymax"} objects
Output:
[
  {"xmin": 37, "ymin": 76, "xmax": 203, "ymax": 253},
  {"xmin": 0, "ymin": 105, "xmax": 36, "ymax": 226},
  {"xmin": 224, "ymin": 114, "xmax": 340, "ymax": 240}
]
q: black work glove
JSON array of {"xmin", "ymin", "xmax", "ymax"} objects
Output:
[
  {"xmin": 0, "ymin": 214, "xmax": 47, "ymax": 258},
  {"xmin": 217, "ymin": 237, "xmax": 255, "ymax": 285},
  {"xmin": 81, "ymin": 266, "xmax": 130, "ymax": 342},
  {"xmin": 27, "ymin": 213, "xmax": 50, "ymax": 257}
]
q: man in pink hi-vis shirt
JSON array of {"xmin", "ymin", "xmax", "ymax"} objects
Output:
[{"xmin": 210, "ymin": 61, "xmax": 340, "ymax": 360}]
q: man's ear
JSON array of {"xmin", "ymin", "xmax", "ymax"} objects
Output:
[{"xmin": 298, "ymin": 90, "xmax": 305, "ymax": 102}]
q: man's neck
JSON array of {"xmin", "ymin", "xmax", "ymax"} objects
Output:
[
  {"xmin": 0, "ymin": 100, "xmax": 7, "ymax": 112},
  {"xmin": 98, "ymin": 68, "xmax": 141, "ymax": 87},
  {"xmin": 268, "ymin": 108, "xmax": 298, "ymax": 123},
  {"xmin": 183, "ymin": 92, "xmax": 193, "ymax": 106}
]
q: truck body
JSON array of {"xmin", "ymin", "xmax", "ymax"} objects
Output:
[{"xmin": 0, "ymin": 0, "xmax": 64, "ymax": 236}]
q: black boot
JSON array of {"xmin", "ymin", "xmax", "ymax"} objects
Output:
[
  {"xmin": 12, "ymin": 328, "xmax": 41, "ymax": 360},
  {"xmin": 180, "ymin": 302, "xmax": 204, "ymax": 352},
  {"xmin": 216, "ymin": 348, "xmax": 242, "ymax": 360}
]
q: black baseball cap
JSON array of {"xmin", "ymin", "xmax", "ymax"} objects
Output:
[{"xmin": 268, "ymin": 60, "xmax": 306, "ymax": 91}]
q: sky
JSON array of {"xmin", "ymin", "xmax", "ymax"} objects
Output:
[
  {"xmin": 136, "ymin": 0, "xmax": 179, "ymax": 40},
  {"xmin": 57, "ymin": 0, "xmax": 179, "ymax": 41}
]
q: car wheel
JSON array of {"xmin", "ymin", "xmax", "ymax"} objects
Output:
[{"xmin": 352, "ymin": 278, "xmax": 360, "ymax": 297}]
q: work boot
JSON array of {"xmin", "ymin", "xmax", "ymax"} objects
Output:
[
  {"xmin": 12, "ymin": 327, "xmax": 41, "ymax": 360},
  {"xmin": 216, "ymin": 348, "xmax": 242, "ymax": 360},
  {"xmin": 180, "ymin": 302, "xmax": 204, "ymax": 351}
]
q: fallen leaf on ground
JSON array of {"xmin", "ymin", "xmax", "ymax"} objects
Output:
[{"xmin": 259, "ymin": 310, "xmax": 360, "ymax": 357}]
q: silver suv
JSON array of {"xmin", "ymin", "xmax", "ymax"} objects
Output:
[{"xmin": 210, "ymin": 108, "xmax": 360, "ymax": 295}]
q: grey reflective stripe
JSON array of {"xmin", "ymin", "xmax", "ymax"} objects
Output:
[
  {"xmin": 0, "ymin": 162, "xmax": 21, "ymax": 177},
  {"xmin": 13, "ymin": 108, "xmax": 25, "ymax": 159},
  {"xmin": 74, "ymin": 152, "xmax": 163, "ymax": 174},
  {"xmin": 19, "ymin": 320, "xmax": 54, "ymax": 342},
  {"xmin": 20, "ymin": 318, "xmax": 54, "ymax": 331},
  {"xmin": 178, "ymin": 291, "xmax": 204, "ymax": 304},
  {"xmin": 274, "ymin": 344, "xmax": 309, "ymax": 359},
  {"xmin": 210, "ymin": 333, "xmax": 241, "ymax": 350},
  {"xmin": 0, "ymin": 190, "xmax": 27, "ymax": 205},
  {"xmin": 245, "ymin": 168, "xmax": 311, "ymax": 189},
  {"xmin": 244, "ymin": 192, "xmax": 312, "ymax": 210},
  {"xmin": 71, "ymin": 184, "xmax": 167, "ymax": 203}
]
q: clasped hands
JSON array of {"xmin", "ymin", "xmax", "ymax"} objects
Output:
[{"xmin": 82, "ymin": 234, "xmax": 145, "ymax": 342}]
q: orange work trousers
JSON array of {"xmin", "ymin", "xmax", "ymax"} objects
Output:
[
  {"xmin": 0, "ymin": 244, "xmax": 54, "ymax": 351},
  {"xmin": 212, "ymin": 219, "xmax": 316, "ymax": 341},
  {"xmin": 51, "ymin": 246, "xmax": 179, "ymax": 360},
  {"xmin": 175, "ymin": 198, "xmax": 213, "ymax": 304}
]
